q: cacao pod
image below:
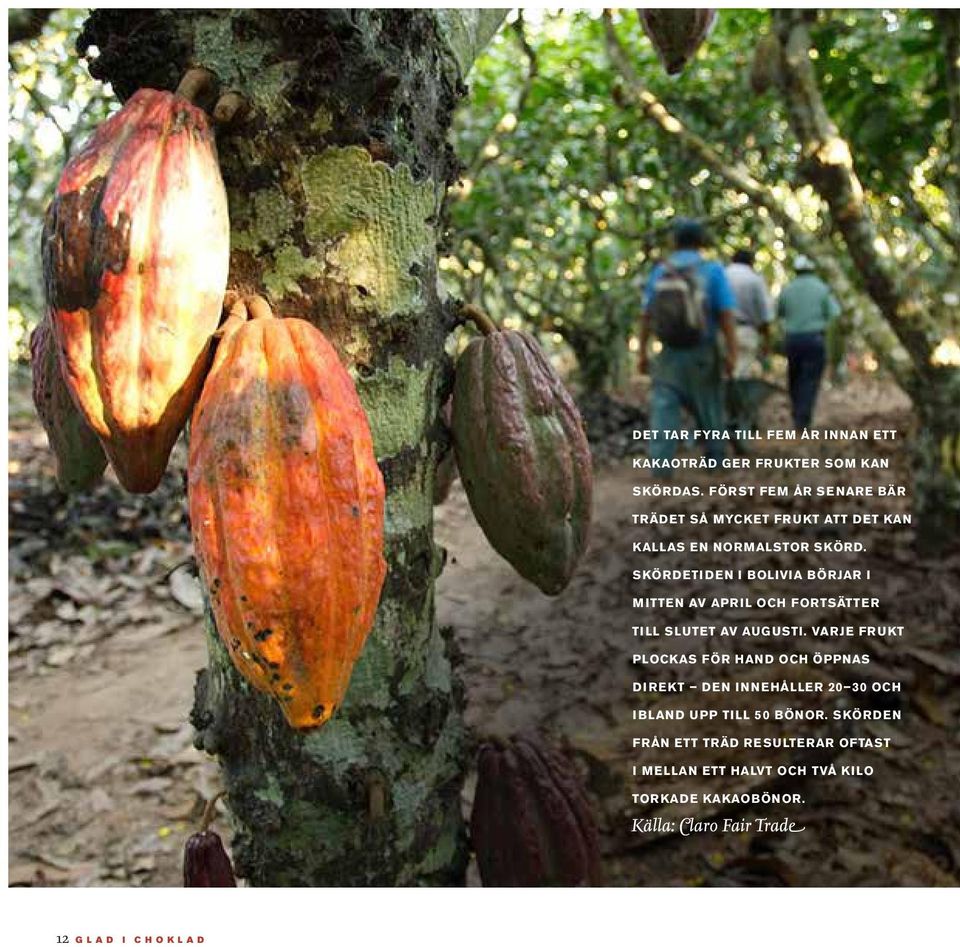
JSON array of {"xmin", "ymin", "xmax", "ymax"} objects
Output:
[
  {"xmin": 183, "ymin": 831, "xmax": 237, "ymax": 887},
  {"xmin": 30, "ymin": 315, "xmax": 108, "ymax": 492},
  {"xmin": 433, "ymin": 397, "xmax": 458, "ymax": 505},
  {"xmin": 637, "ymin": 9, "xmax": 717, "ymax": 76},
  {"xmin": 749, "ymin": 32, "xmax": 782, "ymax": 94},
  {"xmin": 451, "ymin": 326, "xmax": 592, "ymax": 595},
  {"xmin": 42, "ymin": 87, "xmax": 229, "ymax": 494},
  {"xmin": 188, "ymin": 298, "xmax": 387, "ymax": 730},
  {"xmin": 471, "ymin": 734, "xmax": 603, "ymax": 887}
]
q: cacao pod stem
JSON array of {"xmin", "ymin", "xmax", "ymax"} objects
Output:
[
  {"xmin": 213, "ymin": 91, "xmax": 247, "ymax": 126},
  {"xmin": 461, "ymin": 302, "xmax": 499, "ymax": 336},
  {"xmin": 175, "ymin": 67, "xmax": 216, "ymax": 105},
  {"xmin": 200, "ymin": 791, "xmax": 227, "ymax": 832},
  {"xmin": 183, "ymin": 792, "xmax": 237, "ymax": 887},
  {"xmin": 246, "ymin": 294, "xmax": 275, "ymax": 321}
]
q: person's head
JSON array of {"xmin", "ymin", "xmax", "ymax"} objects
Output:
[
  {"xmin": 794, "ymin": 254, "xmax": 816, "ymax": 274},
  {"xmin": 672, "ymin": 217, "xmax": 708, "ymax": 250},
  {"xmin": 732, "ymin": 249, "xmax": 755, "ymax": 267}
]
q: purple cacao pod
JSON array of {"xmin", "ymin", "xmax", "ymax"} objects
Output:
[
  {"xmin": 451, "ymin": 329, "xmax": 593, "ymax": 595},
  {"xmin": 470, "ymin": 734, "xmax": 603, "ymax": 886},
  {"xmin": 183, "ymin": 829, "xmax": 237, "ymax": 887},
  {"xmin": 638, "ymin": 9, "xmax": 718, "ymax": 75}
]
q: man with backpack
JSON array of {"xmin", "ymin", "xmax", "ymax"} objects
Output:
[{"xmin": 638, "ymin": 218, "xmax": 738, "ymax": 467}]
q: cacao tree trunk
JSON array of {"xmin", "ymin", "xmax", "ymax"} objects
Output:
[{"xmin": 79, "ymin": 8, "xmax": 505, "ymax": 885}]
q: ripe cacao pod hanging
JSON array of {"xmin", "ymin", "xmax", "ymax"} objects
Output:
[
  {"xmin": 183, "ymin": 796, "xmax": 237, "ymax": 887},
  {"xmin": 30, "ymin": 315, "xmax": 108, "ymax": 492},
  {"xmin": 188, "ymin": 297, "xmax": 387, "ymax": 730},
  {"xmin": 42, "ymin": 87, "xmax": 229, "ymax": 494},
  {"xmin": 637, "ymin": 9, "xmax": 717, "ymax": 75},
  {"xmin": 471, "ymin": 734, "xmax": 603, "ymax": 887},
  {"xmin": 451, "ymin": 310, "xmax": 592, "ymax": 595}
]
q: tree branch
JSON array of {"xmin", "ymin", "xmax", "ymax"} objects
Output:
[
  {"xmin": 938, "ymin": 10, "xmax": 960, "ymax": 250},
  {"xmin": 465, "ymin": 12, "xmax": 538, "ymax": 181},
  {"xmin": 771, "ymin": 9, "xmax": 933, "ymax": 373}
]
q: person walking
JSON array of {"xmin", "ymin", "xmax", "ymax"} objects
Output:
[
  {"xmin": 638, "ymin": 218, "xmax": 738, "ymax": 467},
  {"xmin": 726, "ymin": 248, "xmax": 773, "ymax": 377},
  {"xmin": 776, "ymin": 254, "xmax": 841, "ymax": 430},
  {"xmin": 724, "ymin": 248, "xmax": 774, "ymax": 444}
]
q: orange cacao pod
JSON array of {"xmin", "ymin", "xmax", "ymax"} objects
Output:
[
  {"xmin": 188, "ymin": 299, "xmax": 387, "ymax": 730},
  {"xmin": 42, "ymin": 88, "xmax": 229, "ymax": 493},
  {"xmin": 30, "ymin": 314, "xmax": 108, "ymax": 492}
]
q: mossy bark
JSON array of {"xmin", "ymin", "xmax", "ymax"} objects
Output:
[{"xmin": 80, "ymin": 8, "xmax": 505, "ymax": 885}]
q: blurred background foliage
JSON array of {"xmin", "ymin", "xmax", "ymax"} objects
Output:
[
  {"xmin": 8, "ymin": 8, "xmax": 116, "ymax": 358},
  {"xmin": 446, "ymin": 8, "xmax": 954, "ymax": 392},
  {"xmin": 7, "ymin": 9, "xmax": 956, "ymax": 393}
]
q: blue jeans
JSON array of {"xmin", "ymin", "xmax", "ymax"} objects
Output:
[
  {"xmin": 785, "ymin": 332, "xmax": 826, "ymax": 430},
  {"xmin": 650, "ymin": 341, "xmax": 727, "ymax": 466}
]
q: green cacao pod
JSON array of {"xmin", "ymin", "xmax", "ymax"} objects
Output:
[
  {"xmin": 451, "ymin": 327, "xmax": 592, "ymax": 595},
  {"xmin": 638, "ymin": 9, "xmax": 717, "ymax": 76},
  {"xmin": 30, "ymin": 315, "xmax": 108, "ymax": 492},
  {"xmin": 471, "ymin": 734, "xmax": 603, "ymax": 887}
]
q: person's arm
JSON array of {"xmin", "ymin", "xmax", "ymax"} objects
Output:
[
  {"xmin": 755, "ymin": 277, "xmax": 774, "ymax": 356},
  {"xmin": 719, "ymin": 308, "xmax": 738, "ymax": 376},
  {"xmin": 824, "ymin": 288, "xmax": 841, "ymax": 322},
  {"xmin": 638, "ymin": 310, "xmax": 651, "ymax": 375},
  {"xmin": 758, "ymin": 320, "xmax": 771, "ymax": 349},
  {"xmin": 712, "ymin": 263, "xmax": 738, "ymax": 376}
]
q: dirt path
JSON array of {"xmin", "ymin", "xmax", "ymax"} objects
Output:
[{"xmin": 8, "ymin": 371, "xmax": 960, "ymax": 886}]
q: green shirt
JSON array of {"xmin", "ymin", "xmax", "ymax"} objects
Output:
[{"xmin": 776, "ymin": 274, "xmax": 841, "ymax": 335}]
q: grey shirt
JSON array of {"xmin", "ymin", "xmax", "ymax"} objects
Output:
[{"xmin": 725, "ymin": 262, "xmax": 773, "ymax": 329}]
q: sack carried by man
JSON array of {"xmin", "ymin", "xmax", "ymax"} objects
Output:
[{"xmin": 648, "ymin": 263, "xmax": 707, "ymax": 347}]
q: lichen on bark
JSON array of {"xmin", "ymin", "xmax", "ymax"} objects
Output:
[{"xmin": 80, "ymin": 8, "xmax": 505, "ymax": 885}]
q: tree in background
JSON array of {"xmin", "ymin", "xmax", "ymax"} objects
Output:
[
  {"xmin": 448, "ymin": 9, "xmax": 802, "ymax": 394},
  {"xmin": 770, "ymin": 9, "xmax": 960, "ymax": 551}
]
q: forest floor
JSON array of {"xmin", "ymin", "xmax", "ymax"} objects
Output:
[{"xmin": 8, "ymin": 367, "xmax": 960, "ymax": 887}]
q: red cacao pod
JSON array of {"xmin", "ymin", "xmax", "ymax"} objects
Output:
[
  {"xmin": 30, "ymin": 315, "xmax": 108, "ymax": 492},
  {"xmin": 471, "ymin": 734, "xmax": 603, "ymax": 887},
  {"xmin": 42, "ymin": 88, "xmax": 229, "ymax": 494},
  {"xmin": 451, "ymin": 326, "xmax": 592, "ymax": 595},
  {"xmin": 637, "ymin": 9, "xmax": 717, "ymax": 75},
  {"xmin": 183, "ymin": 830, "xmax": 237, "ymax": 887},
  {"xmin": 188, "ymin": 298, "xmax": 387, "ymax": 730}
]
